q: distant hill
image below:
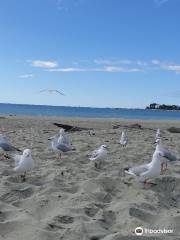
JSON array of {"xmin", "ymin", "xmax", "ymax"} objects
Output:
[{"xmin": 146, "ymin": 103, "xmax": 180, "ymax": 111}]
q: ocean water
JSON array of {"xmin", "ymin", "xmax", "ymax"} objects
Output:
[{"xmin": 0, "ymin": 103, "xmax": 180, "ymax": 120}]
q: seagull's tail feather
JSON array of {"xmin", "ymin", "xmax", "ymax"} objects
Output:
[
  {"xmin": 124, "ymin": 169, "xmax": 136, "ymax": 177},
  {"xmin": 89, "ymin": 157, "xmax": 96, "ymax": 161}
]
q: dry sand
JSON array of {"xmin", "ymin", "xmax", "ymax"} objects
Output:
[{"xmin": 0, "ymin": 116, "xmax": 180, "ymax": 240}]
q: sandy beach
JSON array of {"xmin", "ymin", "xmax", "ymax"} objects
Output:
[{"xmin": 0, "ymin": 116, "xmax": 180, "ymax": 240}]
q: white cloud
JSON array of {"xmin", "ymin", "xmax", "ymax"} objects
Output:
[
  {"xmin": 154, "ymin": 0, "xmax": 169, "ymax": 6},
  {"xmin": 161, "ymin": 64, "xmax": 180, "ymax": 73},
  {"xmin": 103, "ymin": 66, "xmax": 142, "ymax": 72},
  {"xmin": 151, "ymin": 59, "xmax": 161, "ymax": 65},
  {"xmin": 31, "ymin": 60, "xmax": 58, "ymax": 68},
  {"xmin": 94, "ymin": 59, "xmax": 147, "ymax": 66},
  {"xmin": 94, "ymin": 59, "xmax": 133, "ymax": 65},
  {"xmin": 49, "ymin": 67, "xmax": 86, "ymax": 72},
  {"xmin": 57, "ymin": 0, "xmax": 84, "ymax": 11},
  {"xmin": 19, "ymin": 74, "xmax": 34, "ymax": 78},
  {"xmin": 48, "ymin": 66, "xmax": 142, "ymax": 73},
  {"xmin": 28, "ymin": 58, "xmax": 180, "ymax": 74}
]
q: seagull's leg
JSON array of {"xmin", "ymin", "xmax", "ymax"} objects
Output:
[
  {"xmin": 143, "ymin": 180, "xmax": 146, "ymax": 187},
  {"xmin": 161, "ymin": 162, "xmax": 168, "ymax": 172},
  {"xmin": 58, "ymin": 152, "xmax": 62, "ymax": 160},
  {"xmin": 21, "ymin": 172, "xmax": 26, "ymax": 182},
  {"xmin": 164, "ymin": 162, "xmax": 168, "ymax": 171},
  {"xmin": 143, "ymin": 180, "xmax": 147, "ymax": 187},
  {"xmin": 24, "ymin": 172, "xmax": 26, "ymax": 181},
  {"xmin": 160, "ymin": 163, "xmax": 164, "ymax": 174}
]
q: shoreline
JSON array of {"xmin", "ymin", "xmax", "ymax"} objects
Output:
[{"xmin": 1, "ymin": 114, "xmax": 180, "ymax": 124}]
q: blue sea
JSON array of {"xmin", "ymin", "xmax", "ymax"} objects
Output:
[{"xmin": 0, "ymin": 103, "xmax": 180, "ymax": 120}]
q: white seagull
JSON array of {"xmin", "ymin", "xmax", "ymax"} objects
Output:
[
  {"xmin": 124, "ymin": 150, "xmax": 162, "ymax": 185},
  {"xmin": 51, "ymin": 131, "xmax": 74, "ymax": 159},
  {"xmin": 89, "ymin": 145, "xmax": 108, "ymax": 161},
  {"xmin": 155, "ymin": 138, "xmax": 178, "ymax": 172},
  {"xmin": 13, "ymin": 149, "xmax": 34, "ymax": 181},
  {"xmin": 120, "ymin": 131, "xmax": 128, "ymax": 146}
]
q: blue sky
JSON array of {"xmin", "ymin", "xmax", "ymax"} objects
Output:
[{"xmin": 0, "ymin": 0, "xmax": 180, "ymax": 108}]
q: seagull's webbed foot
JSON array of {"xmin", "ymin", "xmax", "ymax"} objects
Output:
[
  {"xmin": 56, "ymin": 152, "xmax": 62, "ymax": 160},
  {"xmin": 161, "ymin": 163, "xmax": 168, "ymax": 174},
  {"xmin": 143, "ymin": 180, "xmax": 157, "ymax": 187}
]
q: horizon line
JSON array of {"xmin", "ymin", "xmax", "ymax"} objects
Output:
[{"xmin": 0, "ymin": 102, "xmax": 145, "ymax": 110}]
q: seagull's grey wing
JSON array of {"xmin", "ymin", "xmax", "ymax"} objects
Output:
[
  {"xmin": 163, "ymin": 149, "xmax": 177, "ymax": 161},
  {"xmin": 127, "ymin": 164, "xmax": 149, "ymax": 176},
  {"xmin": 39, "ymin": 89, "xmax": 48, "ymax": 93},
  {"xmin": 55, "ymin": 90, "xmax": 65, "ymax": 96},
  {"xmin": 87, "ymin": 149, "xmax": 97, "ymax": 157},
  {"xmin": 39, "ymin": 89, "xmax": 65, "ymax": 96},
  {"xmin": 90, "ymin": 149, "xmax": 100, "ymax": 158},
  {"xmin": 0, "ymin": 142, "xmax": 21, "ymax": 152},
  {"xmin": 56, "ymin": 143, "xmax": 71, "ymax": 152}
]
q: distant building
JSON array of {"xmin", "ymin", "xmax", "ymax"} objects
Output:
[{"xmin": 149, "ymin": 103, "xmax": 160, "ymax": 109}]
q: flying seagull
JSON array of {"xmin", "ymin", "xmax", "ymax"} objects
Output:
[{"xmin": 39, "ymin": 89, "xmax": 65, "ymax": 96}]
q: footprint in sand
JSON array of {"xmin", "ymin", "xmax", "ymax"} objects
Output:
[
  {"xmin": 0, "ymin": 187, "xmax": 34, "ymax": 204},
  {"xmin": 47, "ymin": 215, "xmax": 74, "ymax": 231},
  {"xmin": 84, "ymin": 205, "xmax": 100, "ymax": 218}
]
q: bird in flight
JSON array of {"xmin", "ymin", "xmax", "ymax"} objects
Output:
[{"xmin": 39, "ymin": 89, "xmax": 65, "ymax": 96}]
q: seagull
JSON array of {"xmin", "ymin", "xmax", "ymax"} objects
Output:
[
  {"xmin": 0, "ymin": 134, "xmax": 21, "ymax": 159},
  {"xmin": 120, "ymin": 131, "xmax": 128, "ymax": 146},
  {"xmin": 88, "ymin": 145, "xmax": 108, "ymax": 161},
  {"xmin": 88, "ymin": 130, "xmax": 95, "ymax": 136},
  {"xmin": 13, "ymin": 149, "xmax": 34, "ymax": 181},
  {"xmin": 39, "ymin": 89, "xmax": 65, "ymax": 96},
  {"xmin": 51, "ymin": 132, "xmax": 74, "ymax": 159},
  {"xmin": 124, "ymin": 150, "xmax": 162, "ymax": 185},
  {"xmin": 156, "ymin": 128, "xmax": 161, "ymax": 139},
  {"xmin": 155, "ymin": 138, "xmax": 178, "ymax": 172}
]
